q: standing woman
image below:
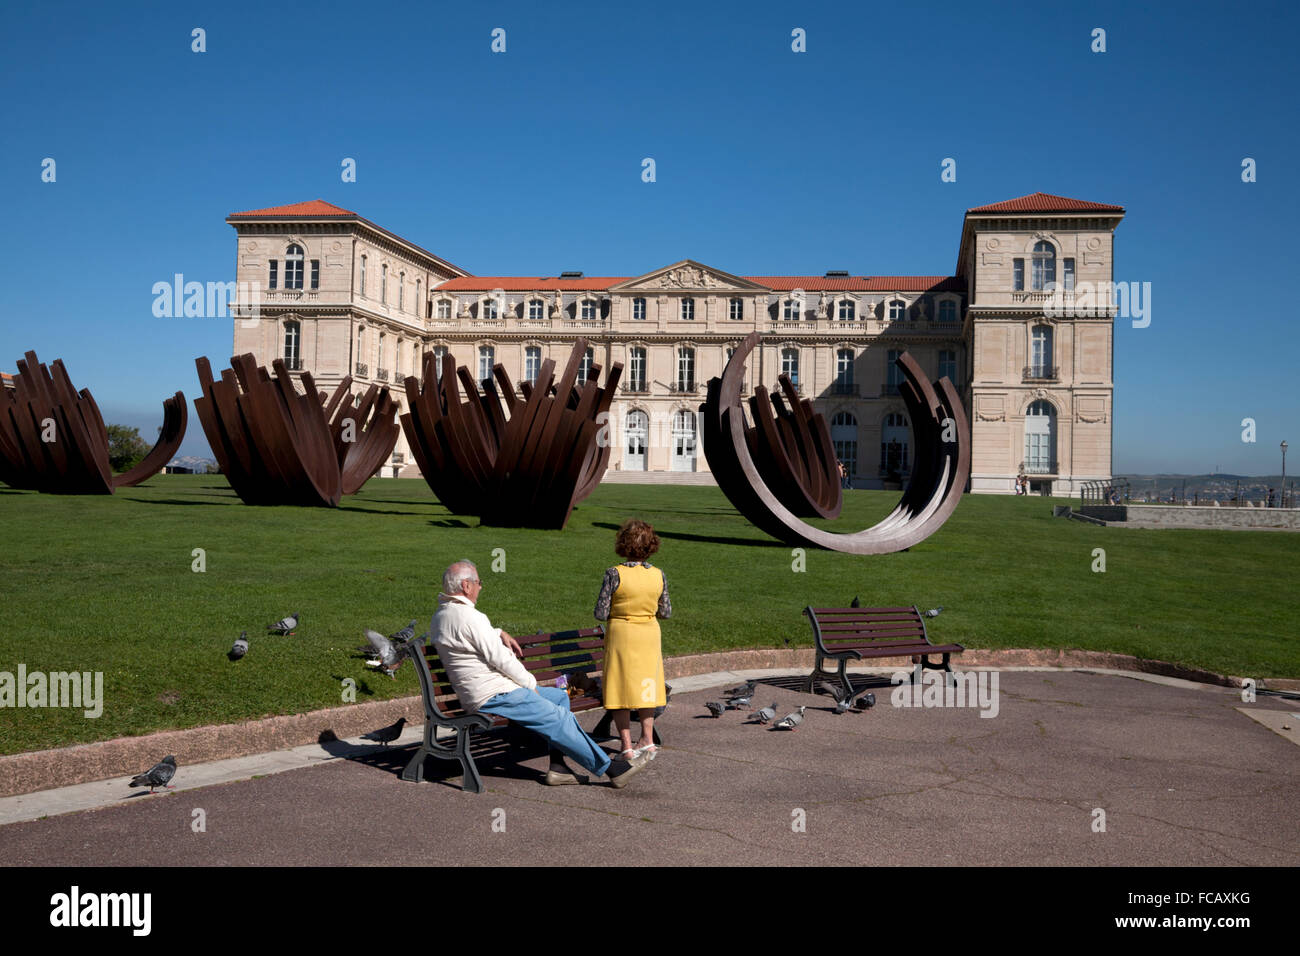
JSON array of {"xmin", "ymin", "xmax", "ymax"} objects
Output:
[{"xmin": 594, "ymin": 519, "xmax": 671, "ymax": 760}]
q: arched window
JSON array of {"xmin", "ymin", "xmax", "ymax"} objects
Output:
[
  {"xmin": 283, "ymin": 320, "xmax": 301, "ymax": 369},
  {"xmin": 1024, "ymin": 400, "xmax": 1056, "ymax": 474},
  {"xmin": 889, "ymin": 299, "xmax": 907, "ymax": 322},
  {"xmin": 881, "ymin": 412, "xmax": 910, "ymax": 478},
  {"xmin": 625, "ymin": 410, "xmax": 648, "ymax": 470},
  {"xmin": 838, "ymin": 299, "xmax": 856, "ymax": 321},
  {"xmin": 1030, "ymin": 326, "xmax": 1054, "ymax": 378},
  {"xmin": 284, "ymin": 244, "xmax": 304, "ymax": 290},
  {"xmin": 1032, "ymin": 240, "xmax": 1056, "ymax": 291},
  {"xmin": 671, "ymin": 410, "xmax": 697, "ymax": 472},
  {"xmin": 831, "ymin": 411, "xmax": 857, "ymax": 482},
  {"xmin": 359, "ymin": 255, "xmax": 367, "ymax": 297}
]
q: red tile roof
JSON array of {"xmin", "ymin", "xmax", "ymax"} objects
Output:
[
  {"xmin": 438, "ymin": 275, "xmax": 962, "ymax": 292},
  {"xmin": 227, "ymin": 199, "xmax": 358, "ymax": 218},
  {"xmin": 967, "ymin": 192, "xmax": 1124, "ymax": 214}
]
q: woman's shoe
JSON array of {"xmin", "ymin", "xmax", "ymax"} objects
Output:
[
  {"xmin": 618, "ymin": 748, "xmax": 638, "ymax": 761},
  {"xmin": 634, "ymin": 744, "xmax": 659, "ymax": 760}
]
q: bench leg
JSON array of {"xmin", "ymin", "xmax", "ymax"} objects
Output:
[
  {"xmin": 917, "ymin": 653, "xmax": 956, "ymax": 688},
  {"xmin": 455, "ymin": 729, "xmax": 485, "ymax": 794},
  {"xmin": 400, "ymin": 745, "xmax": 427, "ymax": 783}
]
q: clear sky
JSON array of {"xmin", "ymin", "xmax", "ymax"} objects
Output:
[{"xmin": 1, "ymin": 0, "xmax": 1296, "ymax": 474}]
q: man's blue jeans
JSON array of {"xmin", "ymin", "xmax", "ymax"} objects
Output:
[{"xmin": 478, "ymin": 686, "xmax": 612, "ymax": 777}]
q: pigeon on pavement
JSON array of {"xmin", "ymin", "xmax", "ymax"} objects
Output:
[
  {"xmin": 724, "ymin": 694, "xmax": 753, "ymax": 710},
  {"xmin": 833, "ymin": 696, "xmax": 852, "ymax": 715},
  {"xmin": 747, "ymin": 702, "xmax": 780, "ymax": 724},
  {"xmin": 267, "ymin": 612, "xmax": 300, "ymax": 635},
  {"xmin": 704, "ymin": 701, "xmax": 725, "ymax": 717},
  {"xmin": 773, "ymin": 706, "xmax": 807, "ymax": 731},
  {"xmin": 854, "ymin": 692, "xmax": 876, "ymax": 711},
  {"xmin": 723, "ymin": 679, "xmax": 757, "ymax": 699},
  {"xmin": 228, "ymin": 631, "xmax": 248, "ymax": 661},
  {"xmin": 361, "ymin": 717, "xmax": 407, "ymax": 747},
  {"xmin": 129, "ymin": 756, "xmax": 177, "ymax": 793}
]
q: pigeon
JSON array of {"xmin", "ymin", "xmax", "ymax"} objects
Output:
[
  {"xmin": 748, "ymin": 702, "xmax": 780, "ymax": 724},
  {"xmin": 388, "ymin": 619, "xmax": 418, "ymax": 643},
  {"xmin": 854, "ymin": 692, "xmax": 876, "ymax": 711},
  {"xmin": 723, "ymin": 679, "xmax": 757, "ymax": 699},
  {"xmin": 816, "ymin": 681, "xmax": 842, "ymax": 699},
  {"xmin": 850, "ymin": 596, "xmax": 861, "ymax": 607},
  {"xmin": 228, "ymin": 630, "xmax": 248, "ymax": 661},
  {"xmin": 361, "ymin": 717, "xmax": 407, "ymax": 747},
  {"xmin": 704, "ymin": 701, "xmax": 725, "ymax": 717},
  {"xmin": 833, "ymin": 696, "xmax": 852, "ymax": 715},
  {"xmin": 267, "ymin": 612, "xmax": 300, "ymax": 635},
  {"xmin": 773, "ymin": 706, "xmax": 807, "ymax": 731},
  {"xmin": 129, "ymin": 756, "xmax": 177, "ymax": 793},
  {"xmin": 724, "ymin": 694, "xmax": 753, "ymax": 710},
  {"xmin": 924, "ymin": 607, "xmax": 944, "ymax": 618},
  {"xmin": 362, "ymin": 629, "xmax": 400, "ymax": 676}
]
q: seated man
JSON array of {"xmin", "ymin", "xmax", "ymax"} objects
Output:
[{"xmin": 431, "ymin": 559, "xmax": 648, "ymax": 788}]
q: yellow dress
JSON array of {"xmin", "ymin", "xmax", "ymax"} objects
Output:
[{"xmin": 600, "ymin": 564, "xmax": 667, "ymax": 710}]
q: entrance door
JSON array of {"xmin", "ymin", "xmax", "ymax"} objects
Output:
[
  {"xmin": 671, "ymin": 410, "xmax": 696, "ymax": 472},
  {"xmin": 625, "ymin": 410, "xmax": 648, "ymax": 471}
]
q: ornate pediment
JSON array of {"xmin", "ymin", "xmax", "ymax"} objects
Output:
[{"xmin": 610, "ymin": 260, "xmax": 768, "ymax": 294}]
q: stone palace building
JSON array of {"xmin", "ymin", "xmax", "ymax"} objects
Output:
[{"xmin": 226, "ymin": 192, "xmax": 1124, "ymax": 494}]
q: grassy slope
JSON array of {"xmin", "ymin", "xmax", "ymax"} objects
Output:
[{"xmin": 0, "ymin": 476, "xmax": 1295, "ymax": 755}]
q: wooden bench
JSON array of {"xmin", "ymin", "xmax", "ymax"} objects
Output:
[
  {"xmin": 399, "ymin": 625, "xmax": 660, "ymax": 793},
  {"xmin": 803, "ymin": 604, "xmax": 964, "ymax": 701}
]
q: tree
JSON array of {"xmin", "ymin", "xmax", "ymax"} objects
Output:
[{"xmin": 106, "ymin": 424, "xmax": 149, "ymax": 473}]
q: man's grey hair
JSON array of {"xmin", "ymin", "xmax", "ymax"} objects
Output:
[{"xmin": 442, "ymin": 560, "xmax": 479, "ymax": 595}]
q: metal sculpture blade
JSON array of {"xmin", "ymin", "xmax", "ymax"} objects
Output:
[
  {"xmin": 399, "ymin": 338, "xmax": 621, "ymax": 529},
  {"xmin": 192, "ymin": 354, "xmax": 398, "ymax": 506},
  {"xmin": 0, "ymin": 351, "xmax": 187, "ymax": 493},
  {"xmin": 700, "ymin": 332, "xmax": 968, "ymax": 553}
]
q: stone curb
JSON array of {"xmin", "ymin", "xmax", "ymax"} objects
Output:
[{"xmin": 1, "ymin": 647, "xmax": 1293, "ymax": 798}]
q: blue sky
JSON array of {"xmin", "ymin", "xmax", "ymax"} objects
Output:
[{"xmin": 1, "ymin": 0, "xmax": 1296, "ymax": 474}]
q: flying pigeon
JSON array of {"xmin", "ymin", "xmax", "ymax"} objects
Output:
[
  {"xmin": 361, "ymin": 717, "xmax": 407, "ymax": 747},
  {"xmin": 747, "ymin": 702, "xmax": 780, "ymax": 724},
  {"xmin": 924, "ymin": 607, "xmax": 944, "ymax": 618},
  {"xmin": 129, "ymin": 755, "xmax": 177, "ymax": 793},
  {"xmin": 854, "ymin": 692, "xmax": 876, "ymax": 711},
  {"xmin": 362, "ymin": 629, "xmax": 400, "ymax": 676},
  {"xmin": 723, "ymin": 679, "xmax": 757, "ymax": 699},
  {"xmin": 267, "ymin": 612, "xmax": 300, "ymax": 635},
  {"xmin": 704, "ymin": 701, "xmax": 725, "ymax": 717},
  {"xmin": 773, "ymin": 706, "xmax": 807, "ymax": 731},
  {"xmin": 725, "ymin": 694, "xmax": 753, "ymax": 710},
  {"xmin": 228, "ymin": 630, "xmax": 248, "ymax": 661}
]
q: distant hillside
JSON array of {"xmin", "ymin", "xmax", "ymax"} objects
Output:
[{"xmin": 1115, "ymin": 474, "xmax": 1293, "ymax": 503}]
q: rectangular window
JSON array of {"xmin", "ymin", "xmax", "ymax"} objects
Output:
[
  {"xmin": 478, "ymin": 346, "xmax": 494, "ymax": 383},
  {"xmin": 359, "ymin": 258, "xmax": 367, "ymax": 297},
  {"xmin": 398, "ymin": 277, "xmax": 404, "ymax": 311},
  {"xmin": 939, "ymin": 349, "xmax": 957, "ymax": 384},
  {"xmin": 581, "ymin": 300, "xmax": 597, "ymax": 321},
  {"xmin": 886, "ymin": 349, "xmax": 903, "ymax": 393},
  {"xmin": 781, "ymin": 349, "xmax": 799, "ymax": 387},
  {"xmin": 784, "ymin": 299, "xmax": 801, "ymax": 321},
  {"xmin": 629, "ymin": 347, "xmax": 646, "ymax": 391},
  {"xmin": 677, "ymin": 348, "xmax": 694, "ymax": 390},
  {"xmin": 380, "ymin": 265, "xmax": 387, "ymax": 303},
  {"xmin": 433, "ymin": 346, "xmax": 448, "ymax": 382},
  {"xmin": 578, "ymin": 348, "xmax": 593, "ymax": 384},
  {"xmin": 1063, "ymin": 258, "xmax": 1075, "ymax": 292},
  {"xmin": 730, "ymin": 298, "xmax": 743, "ymax": 320},
  {"xmin": 681, "ymin": 298, "xmax": 695, "ymax": 321},
  {"xmin": 525, "ymin": 346, "xmax": 541, "ymax": 383},
  {"xmin": 633, "ymin": 298, "xmax": 646, "ymax": 320},
  {"xmin": 482, "ymin": 299, "xmax": 498, "ymax": 320},
  {"xmin": 268, "ymin": 261, "xmax": 278, "ymax": 290},
  {"xmin": 838, "ymin": 300, "xmax": 855, "ymax": 321},
  {"xmin": 529, "ymin": 299, "xmax": 545, "ymax": 321},
  {"xmin": 836, "ymin": 349, "xmax": 854, "ymax": 388},
  {"xmin": 1013, "ymin": 259, "xmax": 1024, "ymax": 291},
  {"xmin": 310, "ymin": 260, "xmax": 319, "ymax": 290},
  {"xmin": 437, "ymin": 300, "xmax": 451, "ymax": 320}
]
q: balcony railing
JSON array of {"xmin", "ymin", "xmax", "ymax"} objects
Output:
[
  {"xmin": 1022, "ymin": 461, "xmax": 1058, "ymax": 475},
  {"xmin": 1023, "ymin": 365, "xmax": 1059, "ymax": 382},
  {"xmin": 669, "ymin": 381, "xmax": 697, "ymax": 394},
  {"xmin": 622, "ymin": 382, "xmax": 649, "ymax": 394},
  {"xmin": 355, "ymin": 363, "xmax": 368, "ymax": 377},
  {"xmin": 283, "ymin": 357, "xmax": 303, "ymax": 371},
  {"xmin": 394, "ymin": 372, "xmax": 405, "ymax": 385},
  {"xmin": 376, "ymin": 368, "xmax": 389, "ymax": 382},
  {"xmin": 832, "ymin": 382, "xmax": 856, "ymax": 395}
]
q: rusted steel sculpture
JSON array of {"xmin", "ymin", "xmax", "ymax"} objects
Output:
[
  {"xmin": 701, "ymin": 332, "xmax": 969, "ymax": 553},
  {"xmin": 401, "ymin": 337, "xmax": 621, "ymax": 528},
  {"xmin": 0, "ymin": 351, "xmax": 187, "ymax": 493},
  {"xmin": 747, "ymin": 373, "xmax": 842, "ymax": 520},
  {"xmin": 193, "ymin": 354, "xmax": 399, "ymax": 506}
]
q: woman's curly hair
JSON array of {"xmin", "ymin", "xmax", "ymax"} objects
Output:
[{"xmin": 615, "ymin": 518, "xmax": 660, "ymax": 562}]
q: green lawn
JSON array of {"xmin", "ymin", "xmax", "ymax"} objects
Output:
[{"xmin": 1, "ymin": 476, "xmax": 1295, "ymax": 755}]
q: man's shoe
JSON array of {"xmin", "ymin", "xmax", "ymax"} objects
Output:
[
  {"xmin": 607, "ymin": 752, "xmax": 649, "ymax": 789},
  {"xmin": 544, "ymin": 768, "xmax": 582, "ymax": 786}
]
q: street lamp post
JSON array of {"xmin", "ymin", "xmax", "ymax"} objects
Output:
[{"xmin": 1282, "ymin": 441, "xmax": 1289, "ymax": 508}]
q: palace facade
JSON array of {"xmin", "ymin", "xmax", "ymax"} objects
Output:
[{"xmin": 226, "ymin": 192, "xmax": 1124, "ymax": 494}]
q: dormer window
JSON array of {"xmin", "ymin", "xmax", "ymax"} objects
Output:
[
  {"xmin": 783, "ymin": 299, "xmax": 801, "ymax": 321},
  {"xmin": 938, "ymin": 299, "xmax": 957, "ymax": 322},
  {"xmin": 529, "ymin": 298, "xmax": 546, "ymax": 321},
  {"xmin": 581, "ymin": 299, "xmax": 598, "ymax": 321},
  {"xmin": 889, "ymin": 299, "xmax": 907, "ymax": 322},
  {"xmin": 436, "ymin": 299, "xmax": 452, "ymax": 320},
  {"xmin": 838, "ymin": 299, "xmax": 856, "ymax": 321},
  {"xmin": 481, "ymin": 298, "xmax": 498, "ymax": 320}
]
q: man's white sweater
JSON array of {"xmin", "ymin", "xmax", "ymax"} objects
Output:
[{"xmin": 430, "ymin": 593, "xmax": 537, "ymax": 712}]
